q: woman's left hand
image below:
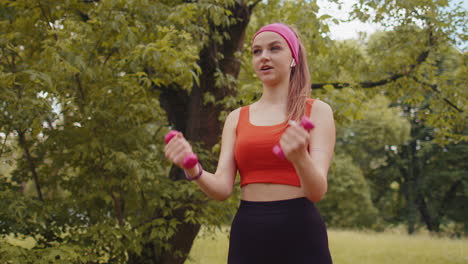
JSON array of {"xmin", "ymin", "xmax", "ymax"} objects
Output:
[{"xmin": 279, "ymin": 120, "xmax": 310, "ymax": 163}]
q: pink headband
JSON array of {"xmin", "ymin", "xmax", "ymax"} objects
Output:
[{"xmin": 253, "ymin": 23, "xmax": 300, "ymax": 64}]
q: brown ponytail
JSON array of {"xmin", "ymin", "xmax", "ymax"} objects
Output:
[{"xmin": 286, "ymin": 28, "xmax": 311, "ymax": 122}]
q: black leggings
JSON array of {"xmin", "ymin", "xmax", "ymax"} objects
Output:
[{"xmin": 228, "ymin": 197, "xmax": 332, "ymax": 264}]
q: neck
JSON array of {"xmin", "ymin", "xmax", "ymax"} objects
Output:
[{"xmin": 259, "ymin": 78, "xmax": 289, "ymax": 106}]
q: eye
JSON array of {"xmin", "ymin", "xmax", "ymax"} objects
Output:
[
  {"xmin": 271, "ymin": 46, "xmax": 281, "ymax": 51},
  {"xmin": 252, "ymin": 49, "xmax": 261, "ymax": 55}
]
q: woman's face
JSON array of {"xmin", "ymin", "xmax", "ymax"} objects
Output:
[{"xmin": 252, "ymin": 31, "xmax": 294, "ymax": 87}]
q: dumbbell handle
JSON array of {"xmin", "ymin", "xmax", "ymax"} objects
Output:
[
  {"xmin": 272, "ymin": 116, "xmax": 315, "ymax": 160},
  {"xmin": 164, "ymin": 130, "xmax": 198, "ymax": 169}
]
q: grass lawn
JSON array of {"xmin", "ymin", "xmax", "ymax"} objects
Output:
[{"xmin": 185, "ymin": 227, "xmax": 468, "ymax": 264}]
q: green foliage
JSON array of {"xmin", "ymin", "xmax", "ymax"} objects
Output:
[
  {"xmin": 0, "ymin": 0, "xmax": 238, "ymax": 262},
  {"xmin": 0, "ymin": 0, "xmax": 466, "ymax": 262},
  {"xmin": 338, "ymin": 95, "xmax": 411, "ymax": 172},
  {"xmin": 370, "ymin": 103, "xmax": 468, "ymax": 234},
  {"xmin": 317, "ymin": 95, "xmax": 411, "ymax": 229},
  {"xmin": 350, "ymin": 0, "xmax": 468, "ymax": 143},
  {"xmin": 318, "ymin": 153, "xmax": 381, "ymax": 229}
]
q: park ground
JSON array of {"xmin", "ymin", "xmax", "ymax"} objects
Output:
[
  {"xmin": 185, "ymin": 227, "xmax": 468, "ymax": 264},
  {"xmin": 4, "ymin": 226, "xmax": 467, "ymax": 263}
]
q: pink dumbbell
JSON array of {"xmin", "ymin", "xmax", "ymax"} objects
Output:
[
  {"xmin": 164, "ymin": 130, "xmax": 198, "ymax": 169},
  {"xmin": 272, "ymin": 116, "xmax": 315, "ymax": 160}
]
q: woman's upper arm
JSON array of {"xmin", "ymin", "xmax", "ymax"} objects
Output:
[
  {"xmin": 214, "ymin": 108, "xmax": 240, "ymax": 187},
  {"xmin": 309, "ymin": 100, "xmax": 336, "ymax": 174}
]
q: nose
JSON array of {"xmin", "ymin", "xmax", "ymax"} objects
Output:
[{"xmin": 260, "ymin": 50, "xmax": 270, "ymax": 62}]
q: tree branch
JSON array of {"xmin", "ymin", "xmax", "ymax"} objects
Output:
[
  {"xmin": 312, "ymin": 24, "xmax": 463, "ymax": 113},
  {"xmin": 312, "ymin": 73, "xmax": 406, "ymax": 90},
  {"xmin": 312, "ymin": 50, "xmax": 428, "ymax": 89},
  {"xmin": 313, "ymin": 26, "xmax": 435, "ymax": 90},
  {"xmin": 411, "ymin": 76, "xmax": 464, "ymax": 113},
  {"xmin": 249, "ymin": 0, "xmax": 263, "ymax": 9},
  {"xmin": 103, "ymin": 48, "xmax": 117, "ymax": 65}
]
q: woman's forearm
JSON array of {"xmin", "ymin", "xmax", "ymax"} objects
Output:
[
  {"xmin": 185, "ymin": 166, "xmax": 233, "ymax": 201},
  {"xmin": 292, "ymin": 154, "xmax": 328, "ymax": 202}
]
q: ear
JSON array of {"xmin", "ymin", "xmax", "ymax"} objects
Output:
[{"xmin": 290, "ymin": 59, "xmax": 296, "ymax": 67}]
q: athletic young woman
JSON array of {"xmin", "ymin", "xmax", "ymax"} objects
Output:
[{"xmin": 164, "ymin": 23, "xmax": 335, "ymax": 264}]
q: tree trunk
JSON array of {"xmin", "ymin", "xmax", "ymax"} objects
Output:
[
  {"xmin": 18, "ymin": 130, "xmax": 43, "ymax": 201},
  {"xmin": 402, "ymin": 130, "xmax": 419, "ymax": 235},
  {"xmin": 156, "ymin": 2, "xmax": 255, "ymax": 263},
  {"xmin": 417, "ymin": 197, "xmax": 440, "ymax": 232}
]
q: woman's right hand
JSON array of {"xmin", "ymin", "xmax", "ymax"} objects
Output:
[{"xmin": 164, "ymin": 132, "xmax": 194, "ymax": 169}]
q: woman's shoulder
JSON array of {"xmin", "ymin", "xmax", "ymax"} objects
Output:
[
  {"xmin": 308, "ymin": 98, "xmax": 333, "ymax": 118},
  {"xmin": 228, "ymin": 107, "xmax": 242, "ymax": 118},
  {"xmin": 224, "ymin": 107, "xmax": 242, "ymax": 127},
  {"xmin": 310, "ymin": 98, "xmax": 332, "ymax": 108}
]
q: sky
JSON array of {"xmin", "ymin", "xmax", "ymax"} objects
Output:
[
  {"xmin": 317, "ymin": 0, "xmax": 467, "ymax": 49},
  {"xmin": 317, "ymin": 0, "xmax": 384, "ymax": 40}
]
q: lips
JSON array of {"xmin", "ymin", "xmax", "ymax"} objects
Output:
[{"xmin": 260, "ymin": 65, "xmax": 273, "ymax": 71}]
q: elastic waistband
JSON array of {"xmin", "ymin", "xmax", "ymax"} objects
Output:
[{"xmin": 238, "ymin": 197, "xmax": 314, "ymax": 214}]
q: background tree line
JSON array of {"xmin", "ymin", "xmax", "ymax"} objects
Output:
[{"xmin": 0, "ymin": 0, "xmax": 466, "ymax": 263}]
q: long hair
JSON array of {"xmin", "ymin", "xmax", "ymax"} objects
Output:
[{"xmin": 286, "ymin": 27, "xmax": 311, "ymax": 122}]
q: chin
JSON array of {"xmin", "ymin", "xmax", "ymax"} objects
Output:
[
  {"xmin": 261, "ymin": 78, "xmax": 281, "ymax": 87},
  {"xmin": 258, "ymin": 74, "xmax": 276, "ymax": 84}
]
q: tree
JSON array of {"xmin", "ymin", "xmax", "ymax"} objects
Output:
[
  {"xmin": 371, "ymin": 101, "xmax": 468, "ymax": 235},
  {"xmin": 347, "ymin": 0, "xmax": 467, "ymax": 142},
  {"xmin": 1, "ymin": 0, "xmax": 252, "ymax": 263},
  {"xmin": 317, "ymin": 94, "xmax": 411, "ymax": 230},
  {"xmin": 1, "ymin": 0, "xmax": 466, "ymax": 263}
]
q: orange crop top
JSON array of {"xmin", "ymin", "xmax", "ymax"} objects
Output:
[{"xmin": 234, "ymin": 99, "xmax": 315, "ymax": 187}]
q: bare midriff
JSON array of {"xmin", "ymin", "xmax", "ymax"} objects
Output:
[{"xmin": 241, "ymin": 183, "xmax": 305, "ymax": 201}]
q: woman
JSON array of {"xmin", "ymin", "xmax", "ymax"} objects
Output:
[{"xmin": 164, "ymin": 23, "xmax": 335, "ymax": 263}]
